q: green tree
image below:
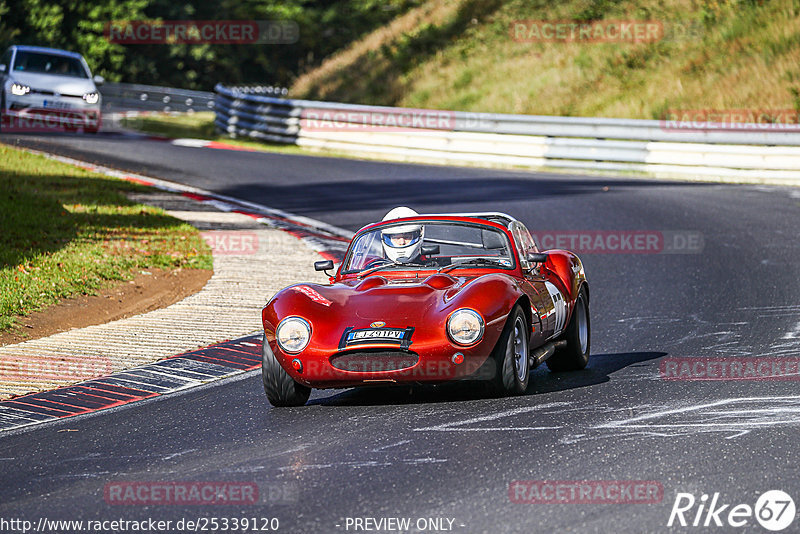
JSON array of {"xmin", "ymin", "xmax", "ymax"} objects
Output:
[{"xmin": 1, "ymin": 0, "xmax": 425, "ymax": 89}]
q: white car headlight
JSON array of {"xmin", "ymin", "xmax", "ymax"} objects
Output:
[
  {"xmin": 275, "ymin": 317, "xmax": 311, "ymax": 354},
  {"xmin": 83, "ymin": 92, "xmax": 99, "ymax": 104},
  {"xmin": 10, "ymin": 83, "xmax": 30, "ymax": 96},
  {"xmin": 447, "ymin": 308, "xmax": 484, "ymax": 345}
]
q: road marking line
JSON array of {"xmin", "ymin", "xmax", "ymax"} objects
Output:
[
  {"xmin": 595, "ymin": 395, "xmax": 800, "ymax": 429},
  {"xmin": 413, "ymin": 402, "xmax": 569, "ymax": 432}
]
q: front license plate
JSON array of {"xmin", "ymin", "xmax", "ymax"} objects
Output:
[
  {"xmin": 339, "ymin": 326, "xmax": 415, "ymax": 349},
  {"xmin": 42, "ymin": 100, "xmax": 73, "ymax": 110}
]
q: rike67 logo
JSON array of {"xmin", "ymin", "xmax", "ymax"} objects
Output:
[{"xmin": 668, "ymin": 490, "xmax": 796, "ymax": 531}]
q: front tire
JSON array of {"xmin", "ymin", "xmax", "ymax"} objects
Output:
[
  {"xmin": 489, "ymin": 305, "xmax": 530, "ymax": 395},
  {"xmin": 261, "ymin": 337, "xmax": 311, "ymax": 407},
  {"xmin": 546, "ymin": 286, "xmax": 590, "ymax": 372}
]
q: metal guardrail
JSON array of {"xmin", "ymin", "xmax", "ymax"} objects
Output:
[
  {"xmin": 225, "ymin": 86, "xmax": 289, "ymax": 96},
  {"xmin": 101, "ymin": 82, "xmax": 216, "ymax": 113},
  {"xmin": 214, "ymin": 84, "xmax": 800, "ymax": 181}
]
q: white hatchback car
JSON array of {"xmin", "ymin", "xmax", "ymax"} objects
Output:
[{"xmin": 0, "ymin": 45, "xmax": 104, "ymax": 133}]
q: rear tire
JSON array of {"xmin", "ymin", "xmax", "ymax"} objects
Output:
[
  {"xmin": 546, "ymin": 286, "xmax": 590, "ymax": 372},
  {"xmin": 489, "ymin": 305, "xmax": 530, "ymax": 395},
  {"xmin": 261, "ymin": 337, "xmax": 311, "ymax": 407}
]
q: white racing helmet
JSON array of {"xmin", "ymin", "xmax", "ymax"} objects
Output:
[{"xmin": 381, "ymin": 206, "xmax": 423, "ymax": 263}]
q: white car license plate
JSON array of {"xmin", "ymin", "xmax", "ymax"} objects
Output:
[{"xmin": 42, "ymin": 100, "xmax": 73, "ymax": 110}]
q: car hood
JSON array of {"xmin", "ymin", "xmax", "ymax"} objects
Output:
[
  {"xmin": 8, "ymin": 71, "xmax": 96, "ymax": 96},
  {"xmin": 328, "ymin": 274, "xmax": 469, "ymax": 322},
  {"xmin": 266, "ymin": 271, "xmax": 520, "ymax": 333}
]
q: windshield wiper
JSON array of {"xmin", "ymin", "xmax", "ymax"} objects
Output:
[
  {"xmin": 438, "ymin": 258, "xmax": 507, "ymax": 273},
  {"xmin": 358, "ymin": 260, "xmax": 424, "ymax": 279}
]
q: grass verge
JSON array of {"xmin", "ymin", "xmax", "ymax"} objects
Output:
[
  {"xmin": 0, "ymin": 144, "xmax": 212, "ymax": 332},
  {"xmin": 119, "ymin": 112, "xmax": 371, "ymax": 160},
  {"xmin": 118, "ymin": 112, "xmax": 313, "ymax": 155},
  {"xmin": 122, "ymin": 112, "xmax": 218, "ymax": 140}
]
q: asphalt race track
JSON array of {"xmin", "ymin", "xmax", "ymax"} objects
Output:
[{"xmin": 2, "ymin": 131, "xmax": 800, "ymax": 533}]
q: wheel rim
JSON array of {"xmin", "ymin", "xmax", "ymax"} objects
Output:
[
  {"xmin": 512, "ymin": 315, "xmax": 528, "ymax": 381},
  {"xmin": 577, "ymin": 297, "xmax": 588, "ymax": 354}
]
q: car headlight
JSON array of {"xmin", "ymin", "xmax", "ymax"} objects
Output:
[
  {"xmin": 83, "ymin": 92, "xmax": 99, "ymax": 104},
  {"xmin": 10, "ymin": 83, "xmax": 30, "ymax": 96},
  {"xmin": 275, "ymin": 317, "xmax": 311, "ymax": 354},
  {"xmin": 447, "ymin": 308, "xmax": 484, "ymax": 345}
]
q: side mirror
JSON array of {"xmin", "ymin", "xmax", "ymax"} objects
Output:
[
  {"xmin": 0, "ymin": 64, "xmax": 6, "ymax": 73},
  {"xmin": 421, "ymin": 245, "xmax": 440, "ymax": 256},
  {"xmin": 527, "ymin": 253, "xmax": 548, "ymax": 263},
  {"xmin": 93, "ymin": 75, "xmax": 105, "ymax": 86},
  {"xmin": 314, "ymin": 260, "xmax": 334, "ymax": 272}
]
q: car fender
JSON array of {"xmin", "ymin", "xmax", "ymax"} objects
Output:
[
  {"xmin": 262, "ymin": 283, "xmax": 334, "ymax": 337},
  {"xmin": 441, "ymin": 273, "xmax": 527, "ymax": 343},
  {"xmin": 543, "ymin": 249, "xmax": 588, "ymax": 305}
]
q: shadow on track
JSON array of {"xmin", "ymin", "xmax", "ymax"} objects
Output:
[
  {"xmin": 308, "ymin": 350, "xmax": 666, "ymax": 407},
  {"xmin": 219, "ymin": 177, "xmax": 705, "ymax": 220}
]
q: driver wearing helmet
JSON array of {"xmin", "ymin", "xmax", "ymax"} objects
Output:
[{"xmin": 381, "ymin": 206, "xmax": 424, "ymax": 263}]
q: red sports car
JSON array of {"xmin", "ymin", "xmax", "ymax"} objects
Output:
[{"xmin": 261, "ymin": 209, "xmax": 589, "ymax": 407}]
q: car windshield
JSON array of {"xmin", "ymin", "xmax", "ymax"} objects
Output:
[
  {"xmin": 12, "ymin": 51, "xmax": 88, "ymax": 78},
  {"xmin": 343, "ymin": 220, "xmax": 515, "ymax": 274}
]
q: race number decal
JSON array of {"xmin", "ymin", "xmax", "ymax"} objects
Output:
[{"xmin": 545, "ymin": 281, "xmax": 567, "ymax": 335}]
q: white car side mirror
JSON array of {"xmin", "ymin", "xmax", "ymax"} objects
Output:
[
  {"xmin": 93, "ymin": 74, "xmax": 104, "ymax": 86},
  {"xmin": 0, "ymin": 64, "xmax": 6, "ymax": 73}
]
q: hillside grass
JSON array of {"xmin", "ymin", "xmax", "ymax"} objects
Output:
[
  {"xmin": 0, "ymin": 144, "xmax": 212, "ymax": 332},
  {"xmin": 290, "ymin": 0, "xmax": 800, "ymax": 119}
]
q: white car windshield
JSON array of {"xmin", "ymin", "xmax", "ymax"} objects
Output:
[
  {"xmin": 343, "ymin": 221, "xmax": 515, "ymax": 274},
  {"xmin": 13, "ymin": 51, "xmax": 89, "ymax": 78}
]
